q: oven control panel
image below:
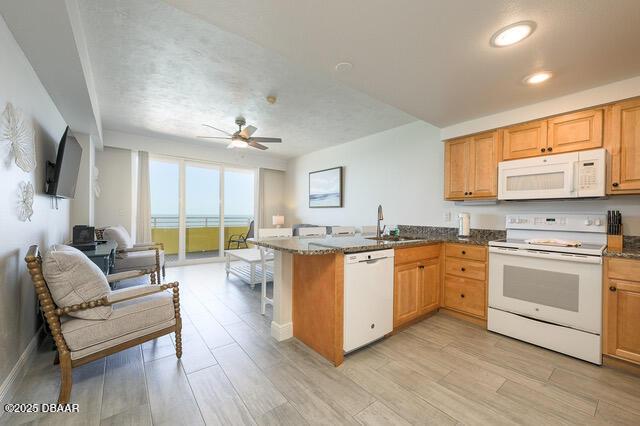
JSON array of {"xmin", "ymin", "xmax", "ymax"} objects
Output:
[{"xmin": 505, "ymin": 214, "xmax": 607, "ymax": 233}]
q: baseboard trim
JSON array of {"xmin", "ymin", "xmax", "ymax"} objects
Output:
[
  {"xmin": 271, "ymin": 321, "xmax": 293, "ymax": 341},
  {"xmin": 0, "ymin": 326, "xmax": 43, "ymax": 408}
]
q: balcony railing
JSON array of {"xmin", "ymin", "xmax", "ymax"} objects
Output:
[
  {"xmin": 151, "ymin": 214, "xmax": 252, "ymax": 228},
  {"xmin": 150, "ymin": 215, "xmax": 253, "ymax": 257}
]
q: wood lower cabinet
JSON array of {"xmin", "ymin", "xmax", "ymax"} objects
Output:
[
  {"xmin": 547, "ymin": 109, "xmax": 603, "ymax": 154},
  {"xmin": 394, "ymin": 262, "xmax": 421, "ymax": 326},
  {"xmin": 444, "ymin": 131, "xmax": 499, "ymax": 200},
  {"xmin": 607, "ymin": 99, "xmax": 640, "ymax": 193},
  {"xmin": 443, "ymin": 276, "xmax": 485, "ymax": 318},
  {"xmin": 442, "ymin": 243, "xmax": 487, "ymax": 320},
  {"xmin": 394, "ymin": 246, "xmax": 440, "ymax": 329},
  {"xmin": 419, "ymin": 258, "xmax": 440, "ymax": 315},
  {"xmin": 604, "ymin": 258, "xmax": 640, "ymax": 365}
]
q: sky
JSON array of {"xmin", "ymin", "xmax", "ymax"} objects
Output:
[{"xmin": 150, "ymin": 160, "xmax": 254, "ymax": 216}]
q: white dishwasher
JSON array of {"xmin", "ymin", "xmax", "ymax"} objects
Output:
[{"xmin": 343, "ymin": 249, "xmax": 394, "ymax": 353}]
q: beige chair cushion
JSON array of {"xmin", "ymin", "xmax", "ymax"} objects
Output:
[
  {"xmin": 114, "ymin": 249, "xmax": 164, "ymax": 271},
  {"xmin": 62, "ymin": 291, "xmax": 175, "ymax": 356},
  {"xmin": 42, "ymin": 245, "xmax": 112, "ymax": 320},
  {"xmin": 104, "ymin": 225, "xmax": 132, "ymax": 249}
]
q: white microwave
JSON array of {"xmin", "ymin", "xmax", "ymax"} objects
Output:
[{"xmin": 498, "ymin": 148, "xmax": 605, "ymax": 200}]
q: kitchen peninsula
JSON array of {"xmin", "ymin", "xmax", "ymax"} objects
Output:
[{"xmin": 251, "ymin": 228, "xmax": 501, "ymax": 366}]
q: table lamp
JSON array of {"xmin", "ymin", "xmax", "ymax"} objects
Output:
[{"xmin": 272, "ymin": 215, "xmax": 285, "ymax": 228}]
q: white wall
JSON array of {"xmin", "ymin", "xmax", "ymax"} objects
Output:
[
  {"xmin": 94, "ymin": 146, "xmax": 135, "ymax": 234},
  {"xmin": 0, "ymin": 14, "xmax": 69, "ymax": 390},
  {"xmin": 259, "ymin": 168, "xmax": 286, "ymax": 229},
  {"xmin": 286, "ymin": 121, "xmax": 640, "ymax": 234}
]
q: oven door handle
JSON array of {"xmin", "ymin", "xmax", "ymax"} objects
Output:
[{"xmin": 489, "ymin": 247, "xmax": 602, "ymax": 264}]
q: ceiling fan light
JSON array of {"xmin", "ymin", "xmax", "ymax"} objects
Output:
[{"xmin": 229, "ymin": 139, "xmax": 249, "ymax": 149}]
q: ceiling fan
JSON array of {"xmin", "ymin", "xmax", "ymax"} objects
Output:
[{"xmin": 197, "ymin": 117, "xmax": 282, "ymax": 150}]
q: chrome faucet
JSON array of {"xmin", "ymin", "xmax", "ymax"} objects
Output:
[{"xmin": 377, "ymin": 205, "xmax": 386, "ymax": 239}]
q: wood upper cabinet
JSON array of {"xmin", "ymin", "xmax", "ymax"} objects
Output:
[
  {"xmin": 502, "ymin": 109, "xmax": 603, "ymax": 161},
  {"xmin": 608, "ymin": 99, "xmax": 640, "ymax": 193},
  {"xmin": 444, "ymin": 131, "xmax": 499, "ymax": 200},
  {"xmin": 394, "ymin": 262, "xmax": 421, "ymax": 327},
  {"xmin": 444, "ymin": 138, "xmax": 469, "ymax": 199},
  {"xmin": 605, "ymin": 258, "xmax": 640, "ymax": 365},
  {"xmin": 469, "ymin": 132, "xmax": 499, "ymax": 198},
  {"xmin": 502, "ymin": 120, "xmax": 547, "ymax": 160},
  {"xmin": 394, "ymin": 246, "xmax": 441, "ymax": 329},
  {"xmin": 547, "ymin": 109, "xmax": 603, "ymax": 154}
]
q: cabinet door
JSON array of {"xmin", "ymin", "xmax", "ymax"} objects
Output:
[
  {"xmin": 502, "ymin": 120, "xmax": 548, "ymax": 160},
  {"xmin": 605, "ymin": 279, "xmax": 640, "ymax": 364},
  {"xmin": 547, "ymin": 109, "xmax": 603, "ymax": 154},
  {"xmin": 468, "ymin": 131, "xmax": 499, "ymax": 198},
  {"xmin": 444, "ymin": 138, "xmax": 469, "ymax": 199},
  {"xmin": 394, "ymin": 262, "xmax": 420, "ymax": 327},
  {"xmin": 609, "ymin": 99, "xmax": 640, "ymax": 193},
  {"xmin": 419, "ymin": 258, "xmax": 440, "ymax": 315}
]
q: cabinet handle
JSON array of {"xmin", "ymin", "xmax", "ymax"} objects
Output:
[
  {"xmin": 460, "ymin": 293, "xmax": 465, "ymax": 298},
  {"xmin": 461, "ymin": 267, "xmax": 466, "ymax": 272},
  {"xmin": 541, "ymin": 148, "xmax": 546, "ymax": 153},
  {"xmin": 461, "ymin": 250, "xmax": 466, "ymax": 255},
  {"xmin": 464, "ymin": 192, "xmax": 468, "ymax": 195},
  {"xmin": 547, "ymin": 147, "xmax": 553, "ymax": 152},
  {"xmin": 419, "ymin": 265, "xmax": 425, "ymax": 269},
  {"xmin": 609, "ymin": 286, "xmax": 617, "ymax": 292},
  {"xmin": 612, "ymin": 182, "xmax": 619, "ymax": 187},
  {"xmin": 468, "ymin": 192, "xmax": 473, "ymax": 195}
]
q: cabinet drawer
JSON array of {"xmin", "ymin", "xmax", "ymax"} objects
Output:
[
  {"xmin": 445, "ymin": 258, "xmax": 486, "ymax": 281},
  {"xmin": 608, "ymin": 258, "xmax": 640, "ymax": 282},
  {"xmin": 444, "ymin": 276, "xmax": 486, "ymax": 318},
  {"xmin": 395, "ymin": 244, "xmax": 440, "ymax": 265},
  {"xmin": 445, "ymin": 243, "xmax": 486, "ymax": 262}
]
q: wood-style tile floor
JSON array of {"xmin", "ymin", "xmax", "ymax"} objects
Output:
[{"xmin": 5, "ymin": 262, "xmax": 640, "ymax": 425}]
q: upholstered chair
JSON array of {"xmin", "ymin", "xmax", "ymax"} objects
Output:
[
  {"xmin": 101, "ymin": 225, "xmax": 165, "ymax": 283},
  {"xmin": 25, "ymin": 244, "xmax": 182, "ymax": 404}
]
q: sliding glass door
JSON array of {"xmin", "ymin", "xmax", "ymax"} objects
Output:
[
  {"xmin": 150, "ymin": 158, "xmax": 180, "ymax": 262},
  {"xmin": 223, "ymin": 168, "xmax": 256, "ymax": 250},
  {"xmin": 150, "ymin": 156, "xmax": 256, "ymax": 264},
  {"xmin": 185, "ymin": 163, "xmax": 221, "ymax": 260}
]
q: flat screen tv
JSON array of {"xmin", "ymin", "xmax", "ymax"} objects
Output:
[{"xmin": 46, "ymin": 126, "xmax": 83, "ymax": 199}]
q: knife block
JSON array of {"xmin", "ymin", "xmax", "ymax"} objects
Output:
[{"xmin": 607, "ymin": 227, "xmax": 623, "ymax": 253}]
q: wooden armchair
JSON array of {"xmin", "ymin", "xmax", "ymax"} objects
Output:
[{"xmin": 25, "ymin": 245, "xmax": 182, "ymax": 404}]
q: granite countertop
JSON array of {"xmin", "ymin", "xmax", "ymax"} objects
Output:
[
  {"xmin": 604, "ymin": 236, "xmax": 640, "ymax": 260},
  {"xmin": 250, "ymin": 226, "xmax": 506, "ymax": 255}
]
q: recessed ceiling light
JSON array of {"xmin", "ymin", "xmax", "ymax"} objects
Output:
[
  {"xmin": 490, "ymin": 21, "xmax": 536, "ymax": 47},
  {"xmin": 335, "ymin": 62, "xmax": 353, "ymax": 72},
  {"xmin": 523, "ymin": 71, "xmax": 553, "ymax": 85}
]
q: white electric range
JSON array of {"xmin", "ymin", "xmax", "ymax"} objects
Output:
[{"xmin": 488, "ymin": 213, "xmax": 606, "ymax": 365}]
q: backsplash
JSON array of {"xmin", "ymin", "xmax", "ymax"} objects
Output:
[{"xmin": 398, "ymin": 225, "xmax": 506, "ymax": 244}]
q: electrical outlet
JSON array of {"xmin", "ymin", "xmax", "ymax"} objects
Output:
[{"xmin": 443, "ymin": 211, "xmax": 452, "ymax": 222}]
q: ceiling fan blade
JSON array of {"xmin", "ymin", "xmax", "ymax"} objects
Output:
[
  {"xmin": 197, "ymin": 136, "xmax": 232, "ymax": 140},
  {"xmin": 248, "ymin": 141, "xmax": 268, "ymax": 150},
  {"xmin": 250, "ymin": 137, "xmax": 282, "ymax": 143},
  {"xmin": 202, "ymin": 124, "xmax": 232, "ymax": 136},
  {"xmin": 239, "ymin": 125, "xmax": 257, "ymax": 139}
]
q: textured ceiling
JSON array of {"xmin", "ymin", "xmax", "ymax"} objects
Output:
[
  {"xmin": 76, "ymin": 0, "xmax": 416, "ymax": 158},
  {"xmin": 165, "ymin": 0, "xmax": 640, "ymax": 127}
]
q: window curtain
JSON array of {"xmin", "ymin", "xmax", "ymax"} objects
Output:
[{"xmin": 136, "ymin": 151, "xmax": 153, "ymax": 243}]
